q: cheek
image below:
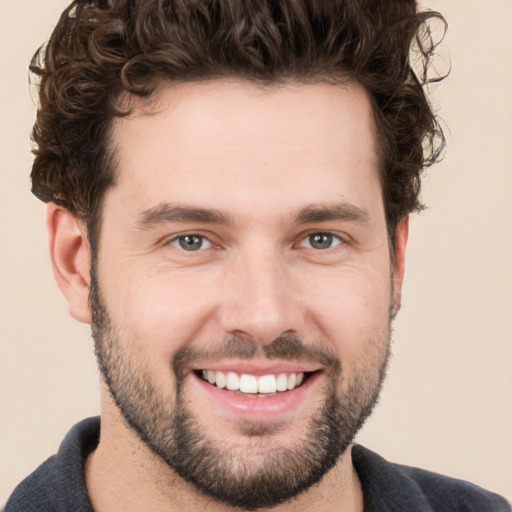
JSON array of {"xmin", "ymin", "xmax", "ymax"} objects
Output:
[
  {"xmin": 302, "ymin": 264, "xmax": 392, "ymax": 357},
  {"xmin": 103, "ymin": 265, "xmax": 224, "ymax": 355},
  {"xmin": 99, "ymin": 245, "xmax": 392, "ymax": 368}
]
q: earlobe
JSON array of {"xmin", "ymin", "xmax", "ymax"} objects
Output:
[
  {"xmin": 47, "ymin": 203, "xmax": 92, "ymax": 324},
  {"xmin": 391, "ymin": 216, "xmax": 409, "ymax": 317}
]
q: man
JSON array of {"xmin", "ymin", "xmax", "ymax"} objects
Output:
[{"xmin": 4, "ymin": 0, "xmax": 511, "ymax": 511}]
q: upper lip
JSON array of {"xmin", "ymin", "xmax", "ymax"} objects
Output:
[{"xmin": 189, "ymin": 360, "xmax": 323, "ymax": 376}]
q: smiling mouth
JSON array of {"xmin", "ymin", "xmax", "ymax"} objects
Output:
[{"xmin": 195, "ymin": 369, "xmax": 317, "ymax": 396}]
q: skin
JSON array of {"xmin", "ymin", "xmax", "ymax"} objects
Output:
[{"xmin": 48, "ymin": 80, "xmax": 408, "ymax": 512}]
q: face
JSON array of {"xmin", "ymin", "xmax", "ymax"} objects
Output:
[{"xmin": 90, "ymin": 81, "xmax": 404, "ymax": 509}]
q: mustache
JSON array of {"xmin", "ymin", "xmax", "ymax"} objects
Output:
[{"xmin": 172, "ymin": 334, "xmax": 340, "ymax": 377}]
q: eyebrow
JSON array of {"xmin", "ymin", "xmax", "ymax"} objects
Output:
[
  {"xmin": 136, "ymin": 203, "xmax": 234, "ymax": 228},
  {"xmin": 293, "ymin": 203, "xmax": 370, "ymax": 225},
  {"xmin": 136, "ymin": 201, "xmax": 370, "ymax": 229}
]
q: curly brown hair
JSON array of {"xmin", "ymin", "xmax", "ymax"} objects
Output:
[{"xmin": 30, "ymin": 0, "xmax": 446, "ymax": 249}]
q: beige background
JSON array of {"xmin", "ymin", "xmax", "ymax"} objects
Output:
[{"xmin": 1, "ymin": 0, "xmax": 511, "ymax": 505}]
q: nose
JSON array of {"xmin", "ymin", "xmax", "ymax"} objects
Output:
[{"xmin": 218, "ymin": 248, "xmax": 304, "ymax": 345}]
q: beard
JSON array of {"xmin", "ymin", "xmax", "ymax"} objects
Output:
[{"xmin": 89, "ymin": 268, "xmax": 392, "ymax": 510}]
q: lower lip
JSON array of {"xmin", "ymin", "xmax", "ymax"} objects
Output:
[{"xmin": 190, "ymin": 371, "xmax": 322, "ymax": 419}]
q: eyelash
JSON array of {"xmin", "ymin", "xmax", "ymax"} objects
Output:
[
  {"xmin": 297, "ymin": 232, "xmax": 344, "ymax": 250},
  {"xmin": 166, "ymin": 233, "xmax": 215, "ymax": 252},
  {"xmin": 165, "ymin": 231, "xmax": 348, "ymax": 253}
]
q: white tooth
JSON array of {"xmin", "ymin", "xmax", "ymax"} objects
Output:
[
  {"xmin": 207, "ymin": 370, "xmax": 216, "ymax": 384},
  {"xmin": 226, "ymin": 372, "xmax": 240, "ymax": 390},
  {"xmin": 276, "ymin": 373, "xmax": 288, "ymax": 391},
  {"xmin": 202, "ymin": 370, "xmax": 208, "ymax": 381},
  {"xmin": 239, "ymin": 374, "xmax": 258, "ymax": 393},
  {"xmin": 287, "ymin": 373, "xmax": 297, "ymax": 390},
  {"xmin": 215, "ymin": 371, "xmax": 227, "ymax": 389},
  {"xmin": 258, "ymin": 374, "xmax": 277, "ymax": 393},
  {"xmin": 296, "ymin": 372, "xmax": 304, "ymax": 386}
]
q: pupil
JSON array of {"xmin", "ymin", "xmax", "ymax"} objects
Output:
[
  {"xmin": 179, "ymin": 235, "xmax": 202, "ymax": 251},
  {"xmin": 311, "ymin": 233, "xmax": 332, "ymax": 249}
]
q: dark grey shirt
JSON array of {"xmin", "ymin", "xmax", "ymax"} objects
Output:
[{"xmin": 5, "ymin": 417, "xmax": 511, "ymax": 511}]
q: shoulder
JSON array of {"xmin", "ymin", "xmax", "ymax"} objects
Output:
[
  {"xmin": 352, "ymin": 445, "xmax": 511, "ymax": 512},
  {"xmin": 397, "ymin": 463, "xmax": 511, "ymax": 512},
  {"xmin": 4, "ymin": 417, "xmax": 100, "ymax": 512},
  {"xmin": 4, "ymin": 457, "xmax": 58, "ymax": 512}
]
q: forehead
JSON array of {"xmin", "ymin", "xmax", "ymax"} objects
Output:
[{"xmin": 107, "ymin": 80, "xmax": 382, "ymax": 223}]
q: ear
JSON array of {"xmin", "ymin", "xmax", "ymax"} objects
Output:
[
  {"xmin": 47, "ymin": 203, "xmax": 92, "ymax": 324},
  {"xmin": 391, "ymin": 215, "xmax": 409, "ymax": 317}
]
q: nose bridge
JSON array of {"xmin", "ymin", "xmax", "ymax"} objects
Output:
[{"xmin": 220, "ymin": 243, "xmax": 301, "ymax": 344}]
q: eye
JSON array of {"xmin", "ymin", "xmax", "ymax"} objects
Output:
[
  {"xmin": 169, "ymin": 234, "xmax": 212, "ymax": 252},
  {"xmin": 299, "ymin": 232, "xmax": 342, "ymax": 250}
]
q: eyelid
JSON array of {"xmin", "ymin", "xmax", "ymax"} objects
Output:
[
  {"xmin": 295, "ymin": 230, "xmax": 349, "ymax": 250},
  {"xmin": 160, "ymin": 229, "xmax": 351, "ymax": 251},
  {"xmin": 163, "ymin": 231, "xmax": 219, "ymax": 250}
]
